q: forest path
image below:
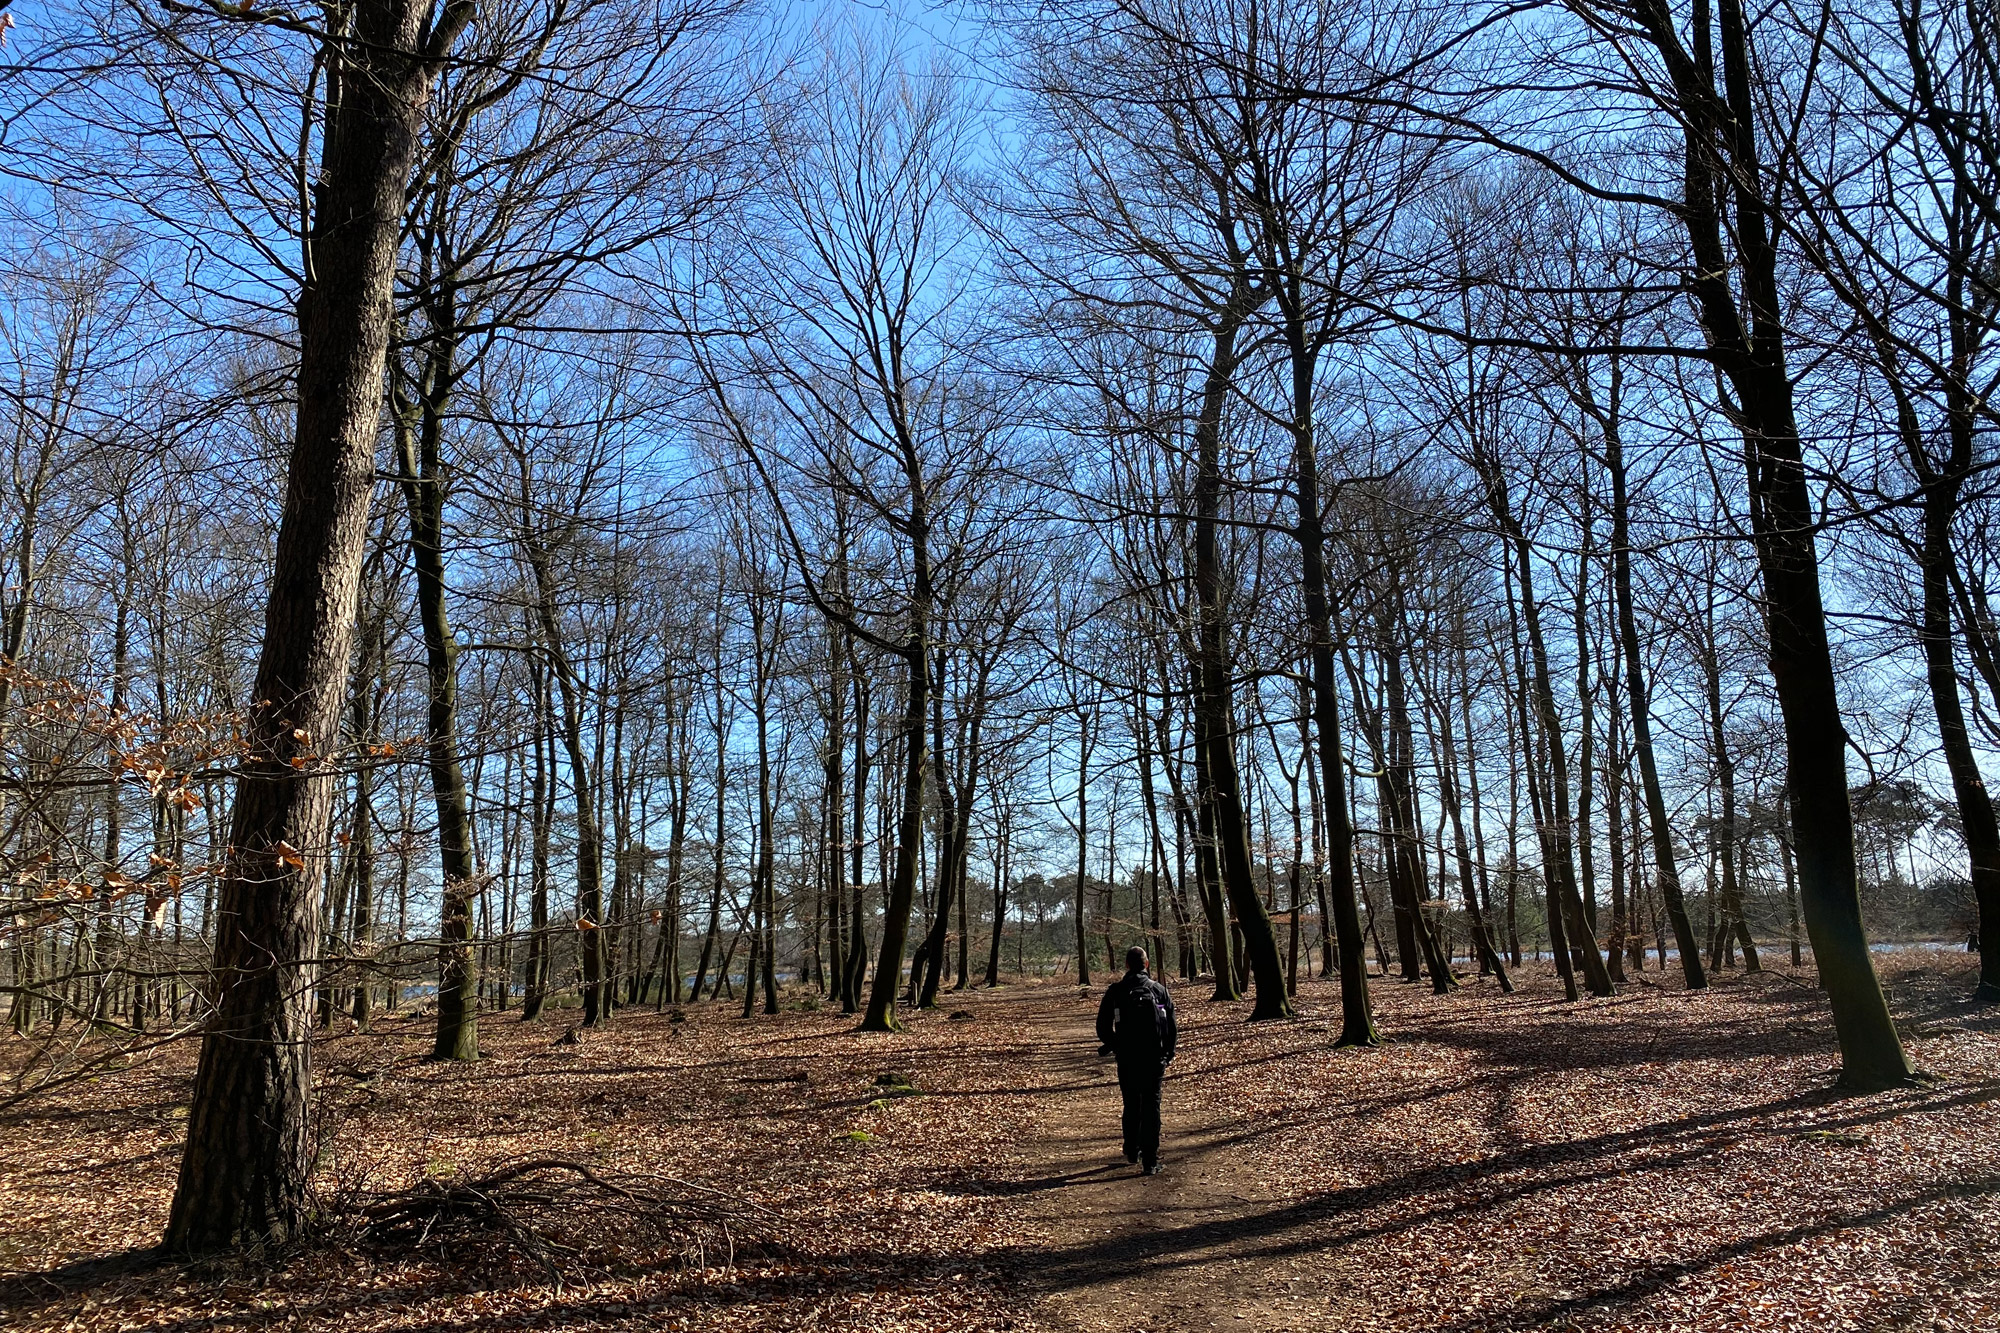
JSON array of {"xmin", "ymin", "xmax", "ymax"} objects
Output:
[{"xmin": 988, "ymin": 986, "xmax": 1322, "ymax": 1333}]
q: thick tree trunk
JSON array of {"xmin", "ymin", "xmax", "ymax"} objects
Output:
[
  {"xmin": 1190, "ymin": 708, "xmax": 1232, "ymax": 994},
  {"xmin": 917, "ymin": 656, "xmax": 960, "ymax": 1006},
  {"xmin": 857, "ymin": 413, "xmax": 935, "ymax": 1032},
  {"xmin": 1616, "ymin": 0, "xmax": 1911, "ymax": 1083},
  {"xmin": 164, "ymin": 0, "xmax": 469, "ymax": 1256},
  {"xmin": 1280, "ymin": 323, "xmax": 1367, "ymax": 1036},
  {"xmin": 1189, "ymin": 312, "xmax": 1286, "ymax": 1015},
  {"xmin": 860, "ymin": 648, "xmax": 929, "ymax": 1031},
  {"xmin": 1901, "ymin": 316, "xmax": 2000, "ymax": 999},
  {"xmin": 1921, "ymin": 499, "xmax": 2000, "ymax": 1000}
]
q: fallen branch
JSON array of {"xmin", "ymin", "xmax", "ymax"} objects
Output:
[{"xmin": 342, "ymin": 1157, "xmax": 782, "ymax": 1288}]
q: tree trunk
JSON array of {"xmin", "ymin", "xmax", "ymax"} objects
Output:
[
  {"xmin": 1624, "ymin": 0, "xmax": 1909, "ymax": 1083},
  {"xmin": 1603, "ymin": 389, "xmax": 1706, "ymax": 988},
  {"xmin": 1905, "ymin": 332, "xmax": 2000, "ymax": 999},
  {"xmin": 1071, "ymin": 709, "xmax": 1093, "ymax": 988},
  {"xmin": 1432, "ymin": 650, "xmax": 1512, "ymax": 992},
  {"xmin": 163, "ymin": 0, "xmax": 469, "ymax": 1256},
  {"xmin": 521, "ymin": 652, "xmax": 554, "ymax": 1021},
  {"xmin": 1604, "ymin": 704, "xmax": 1629, "ymax": 985},
  {"xmin": 750, "ymin": 587, "xmax": 780, "ymax": 1017},
  {"xmin": 525, "ymin": 544, "xmax": 607, "ymax": 1024},
  {"xmin": 843, "ymin": 667, "xmax": 871, "ymax": 1010},
  {"xmin": 1384, "ymin": 632, "xmax": 1457, "ymax": 995},
  {"xmin": 986, "ymin": 816, "xmax": 1010, "ymax": 987},
  {"xmin": 1190, "ymin": 703, "xmax": 1233, "ymax": 995},
  {"xmin": 1699, "ymin": 582, "xmax": 1759, "ymax": 972},
  {"xmin": 395, "ymin": 398, "xmax": 479, "ymax": 1061},
  {"xmin": 1190, "ymin": 309, "xmax": 1287, "ymax": 1016},
  {"xmin": 860, "ymin": 646, "xmax": 929, "ymax": 1031},
  {"xmin": 1279, "ymin": 319, "xmax": 1367, "ymax": 1036},
  {"xmin": 1481, "ymin": 454, "xmax": 1613, "ymax": 998},
  {"xmin": 917, "ymin": 653, "xmax": 960, "ymax": 1006},
  {"xmin": 348, "ymin": 589, "xmax": 386, "ymax": 1030}
]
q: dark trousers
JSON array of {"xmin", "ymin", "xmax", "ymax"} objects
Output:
[{"xmin": 1117, "ymin": 1057, "xmax": 1164, "ymax": 1164}]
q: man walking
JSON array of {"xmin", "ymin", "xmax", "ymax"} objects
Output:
[{"xmin": 1096, "ymin": 945, "xmax": 1177, "ymax": 1175}]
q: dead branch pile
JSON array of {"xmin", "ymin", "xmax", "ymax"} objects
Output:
[{"xmin": 346, "ymin": 1158, "xmax": 783, "ymax": 1286}]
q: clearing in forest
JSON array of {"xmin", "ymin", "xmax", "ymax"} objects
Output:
[{"xmin": 1, "ymin": 952, "xmax": 1995, "ymax": 1332}]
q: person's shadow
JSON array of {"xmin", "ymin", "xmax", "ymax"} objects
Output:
[{"xmin": 976, "ymin": 1162, "xmax": 1126, "ymax": 1196}]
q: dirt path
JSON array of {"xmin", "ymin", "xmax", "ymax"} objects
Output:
[{"xmin": 992, "ymin": 988, "xmax": 1322, "ymax": 1333}]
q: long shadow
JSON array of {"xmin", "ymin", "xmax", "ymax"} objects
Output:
[
  {"xmin": 15, "ymin": 1140, "xmax": 180, "ymax": 1183},
  {"xmin": 1429, "ymin": 1172, "xmax": 2000, "ymax": 1332},
  {"xmin": 976, "ymin": 1162, "xmax": 1128, "ymax": 1196},
  {"xmin": 0, "ymin": 1233, "xmax": 1016, "ymax": 1333},
  {"xmin": 12, "ymin": 982, "xmax": 1974, "ymax": 1329},
  {"xmin": 0, "ymin": 1247, "xmax": 172, "ymax": 1315},
  {"xmin": 998, "ymin": 1073, "xmax": 2000, "ymax": 1297}
]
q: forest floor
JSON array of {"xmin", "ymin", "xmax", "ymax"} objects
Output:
[{"xmin": 0, "ymin": 949, "xmax": 1996, "ymax": 1332}]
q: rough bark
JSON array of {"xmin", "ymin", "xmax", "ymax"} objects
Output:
[
  {"xmin": 164, "ymin": 0, "xmax": 470, "ymax": 1255},
  {"xmin": 1624, "ymin": 0, "xmax": 1912, "ymax": 1081}
]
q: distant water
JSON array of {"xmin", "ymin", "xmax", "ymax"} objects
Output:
[{"xmin": 1514, "ymin": 939, "xmax": 1970, "ymax": 963}]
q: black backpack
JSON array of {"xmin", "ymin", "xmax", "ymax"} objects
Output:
[{"xmin": 1116, "ymin": 978, "xmax": 1169, "ymax": 1053}]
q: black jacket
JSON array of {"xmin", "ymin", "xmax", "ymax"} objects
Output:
[{"xmin": 1096, "ymin": 971, "xmax": 1177, "ymax": 1064}]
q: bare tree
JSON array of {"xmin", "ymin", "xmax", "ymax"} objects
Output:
[{"xmin": 163, "ymin": 0, "xmax": 474, "ymax": 1254}]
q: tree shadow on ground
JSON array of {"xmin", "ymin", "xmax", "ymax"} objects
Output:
[
  {"xmin": 0, "ymin": 1247, "xmax": 175, "ymax": 1317},
  {"xmin": 998, "ymin": 1073, "xmax": 2000, "ymax": 1297}
]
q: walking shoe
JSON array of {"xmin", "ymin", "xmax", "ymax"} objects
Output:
[
  {"xmin": 1123, "ymin": 1145, "xmax": 1138, "ymax": 1165},
  {"xmin": 1142, "ymin": 1157, "xmax": 1162, "ymax": 1176}
]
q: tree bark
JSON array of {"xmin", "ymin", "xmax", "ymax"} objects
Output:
[
  {"xmin": 1190, "ymin": 311, "xmax": 1289, "ymax": 1018},
  {"xmin": 521, "ymin": 649, "xmax": 554, "ymax": 1020},
  {"xmin": 1479, "ymin": 453, "xmax": 1614, "ymax": 998},
  {"xmin": 1277, "ymin": 311, "xmax": 1367, "ymax": 1036},
  {"xmin": 395, "ymin": 397, "xmax": 479, "ymax": 1060},
  {"xmin": 1602, "ymin": 386, "xmax": 1706, "ymax": 988},
  {"xmin": 1699, "ymin": 580, "xmax": 1759, "ymax": 972},
  {"xmin": 164, "ymin": 0, "xmax": 470, "ymax": 1255},
  {"xmin": 1608, "ymin": 0, "xmax": 1913, "ymax": 1083},
  {"xmin": 859, "ymin": 643, "xmax": 929, "ymax": 1031}
]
